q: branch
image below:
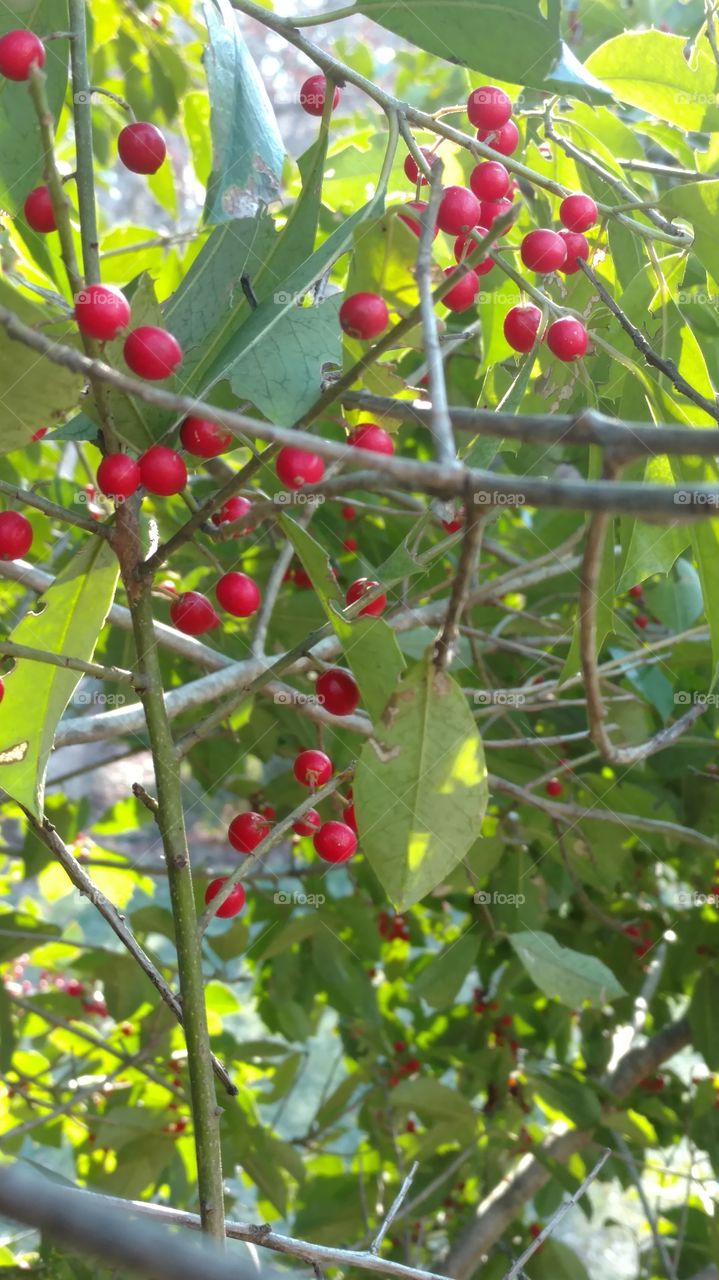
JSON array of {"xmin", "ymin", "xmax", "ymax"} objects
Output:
[
  {"xmin": 502, "ymin": 1148, "xmax": 611, "ymax": 1280},
  {"xmin": 610, "ymin": 1131, "xmax": 677, "ymax": 1280},
  {"xmin": 434, "ymin": 494, "xmax": 484, "ymax": 671},
  {"xmin": 416, "ymin": 165, "xmax": 456, "ymax": 467},
  {"xmin": 372, "ymin": 1162, "xmax": 419, "ymax": 1254},
  {"xmin": 0, "ymin": 641, "xmax": 142, "ymax": 686},
  {"xmin": 68, "ymin": 0, "xmax": 100, "ymax": 283},
  {"xmin": 0, "ymin": 477, "xmax": 110, "ymax": 537}
]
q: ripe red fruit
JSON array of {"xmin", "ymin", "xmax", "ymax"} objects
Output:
[
  {"xmin": 211, "ymin": 495, "xmax": 252, "ymax": 530},
  {"xmin": 558, "ymin": 230, "xmax": 589, "ymax": 275},
  {"xmin": 635, "ymin": 614, "xmax": 649, "ymax": 630},
  {"xmin": 204, "ymin": 877, "xmax": 246, "ymax": 919},
  {"xmin": 292, "ymin": 808, "xmax": 321, "ymax": 837},
  {"xmin": 215, "ymin": 571, "xmax": 260, "ymax": 617},
  {"xmin": 442, "ymin": 268, "xmax": 479, "ymax": 313},
  {"xmin": 467, "ymin": 85, "xmax": 512, "ymax": 130},
  {"xmin": 339, "ymin": 292, "xmax": 389, "ymax": 341},
  {"xmin": 545, "ymin": 778, "xmax": 563, "ymax": 798},
  {"xmin": 139, "ymin": 445, "xmax": 187, "ymax": 496},
  {"xmin": 23, "ymin": 186, "xmax": 55, "ymax": 233},
  {"xmin": 454, "ymin": 230, "xmax": 493, "ymax": 276},
  {"xmin": 0, "ymin": 511, "xmax": 32, "ymax": 560},
  {"xmin": 74, "ymin": 284, "xmax": 131, "ymax": 341},
  {"xmin": 346, "ymin": 578, "xmax": 386, "ymax": 617},
  {"xmin": 313, "ymin": 820, "xmax": 357, "ymax": 863},
  {"xmin": 503, "ymin": 304, "xmax": 542, "ymax": 353},
  {"xmin": 299, "ymin": 74, "xmax": 340, "ymax": 116},
  {"xmin": 405, "ymin": 1057, "xmax": 420, "ymax": 1073},
  {"xmin": 228, "ymin": 811, "xmax": 270, "ymax": 854},
  {"xmin": 117, "ymin": 122, "xmax": 167, "ymax": 174},
  {"xmin": 341, "ymin": 505, "xmax": 356, "ymax": 520},
  {"xmin": 343, "ymin": 803, "xmax": 357, "ymax": 833},
  {"xmin": 479, "ymin": 196, "xmax": 513, "ymax": 229},
  {"xmin": 404, "ymin": 147, "xmax": 433, "ymax": 185},
  {"xmin": 31, "ymin": 428, "xmax": 47, "ymax": 441},
  {"xmin": 0, "ymin": 679, "xmax": 4, "ymax": 705},
  {"xmin": 348, "ymin": 423, "xmax": 394, "ymax": 455},
  {"xmin": 560, "ymin": 193, "xmax": 598, "ymax": 233},
  {"xmin": 96, "ymin": 454, "xmax": 141, "ymax": 501},
  {"xmin": 397, "ymin": 200, "xmax": 439, "ymax": 239},
  {"xmin": 476, "ymin": 119, "xmax": 519, "ymax": 156},
  {"xmin": 546, "ymin": 316, "xmax": 588, "ymax": 362},
  {"xmin": 628, "ymin": 584, "xmax": 643, "ymax": 599},
  {"xmin": 343, "ymin": 536, "xmax": 358, "ymax": 552},
  {"xmin": 66, "ymin": 978, "xmax": 84, "ymax": 998},
  {"xmin": 470, "ymin": 161, "xmax": 510, "ymax": 202},
  {"xmin": 124, "ymin": 326, "xmax": 183, "ymax": 380},
  {"xmin": 294, "ymin": 749, "xmax": 333, "ymax": 787},
  {"xmin": 179, "ymin": 416, "xmax": 232, "ymax": 458},
  {"xmin": 169, "ymin": 591, "xmax": 219, "ymax": 636},
  {"xmin": 436, "ymin": 185, "xmax": 481, "ymax": 236},
  {"xmin": 316, "ymin": 668, "xmax": 360, "ymax": 716},
  {"xmin": 275, "ymin": 446, "xmax": 324, "ymax": 489},
  {"xmin": 442, "ymin": 507, "xmax": 464, "ymax": 533},
  {"xmin": 0, "ymin": 29, "xmax": 45, "ymax": 80},
  {"xmin": 394, "ymin": 1040, "xmax": 406, "ymax": 1054},
  {"xmin": 521, "ymin": 228, "xmax": 567, "ymax": 273}
]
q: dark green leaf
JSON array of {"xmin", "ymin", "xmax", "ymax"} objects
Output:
[{"xmin": 509, "ymin": 931, "xmax": 625, "ymax": 1006}]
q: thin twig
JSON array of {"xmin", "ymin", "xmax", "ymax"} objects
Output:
[
  {"xmin": 416, "ymin": 163, "xmax": 455, "ymax": 467},
  {"xmin": 502, "ymin": 1149, "xmax": 611, "ymax": 1280},
  {"xmin": 372, "ymin": 1163, "xmax": 419, "ymax": 1254},
  {"xmin": 0, "ymin": 641, "xmax": 141, "ymax": 686},
  {"xmin": 610, "ymin": 1133, "xmax": 677, "ymax": 1280},
  {"xmin": 434, "ymin": 495, "xmax": 484, "ymax": 671}
]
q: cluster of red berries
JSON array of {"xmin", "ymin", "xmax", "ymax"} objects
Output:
[
  {"xmin": 72, "ymin": 283, "xmax": 182, "ymax": 381},
  {"xmin": 378, "ymin": 911, "xmax": 410, "ymax": 942},
  {"xmin": 622, "ymin": 917, "xmax": 654, "ymax": 958},
  {"xmin": 167, "ymin": 571, "xmax": 261, "ymax": 636},
  {"xmin": 387, "ymin": 1040, "xmax": 421, "ymax": 1087}
]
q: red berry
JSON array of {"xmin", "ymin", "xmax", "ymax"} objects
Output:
[
  {"xmin": 454, "ymin": 230, "xmax": 493, "ymax": 276},
  {"xmin": 479, "ymin": 197, "xmax": 513, "ymax": 230},
  {"xmin": 228, "ymin": 811, "xmax": 270, "ymax": 854},
  {"xmin": 341, "ymin": 505, "xmax": 356, "ymax": 520},
  {"xmin": 348, "ymin": 423, "xmax": 394, "ymax": 455},
  {"xmin": 521, "ymin": 228, "xmax": 567, "ymax": 273},
  {"xmin": 346, "ymin": 578, "xmax": 386, "ymax": 617},
  {"xmin": 0, "ymin": 679, "xmax": 4, "ymax": 705},
  {"xmin": 0, "ymin": 29, "xmax": 45, "ymax": 80},
  {"xmin": 436, "ymin": 185, "xmax": 481, "ymax": 236},
  {"xmin": 299, "ymin": 74, "xmax": 339, "ymax": 116},
  {"xmin": 74, "ymin": 284, "xmax": 131, "ymax": 341},
  {"xmin": 117, "ymin": 122, "xmax": 167, "ymax": 175},
  {"xmin": 215, "ymin": 571, "xmax": 260, "ymax": 617},
  {"xmin": 442, "ymin": 507, "xmax": 464, "ymax": 533},
  {"xmin": 139, "ymin": 445, "xmax": 187, "ymax": 496},
  {"xmin": 343, "ymin": 803, "xmax": 357, "ymax": 833},
  {"xmin": 31, "ymin": 428, "xmax": 47, "ymax": 441},
  {"xmin": 275, "ymin": 446, "xmax": 324, "ymax": 489},
  {"xmin": 97, "ymin": 454, "xmax": 141, "ymax": 501},
  {"xmin": 169, "ymin": 591, "xmax": 219, "ymax": 636},
  {"xmin": 294, "ymin": 749, "xmax": 333, "ymax": 787},
  {"xmin": 545, "ymin": 778, "xmax": 563, "ymax": 798},
  {"xmin": 343, "ymin": 536, "xmax": 358, "ymax": 552},
  {"xmin": 316, "ymin": 668, "xmax": 360, "ymax": 716},
  {"xmin": 470, "ymin": 161, "xmax": 509, "ymax": 202},
  {"xmin": 204, "ymin": 877, "xmax": 245, "ymax": 919},
  {"xmin": 546, "ymin": 317, "xmax": 588, "ymax": 362},
  {"xmin": 398, "ymin": 200, "xmax": 439, "ymax": 239},
  {"xmin": 259, "ymin": 804, "xmax": 276, "ymax": 821},
  {"xmin": 558, "ymin": 230, "xmax": 589, "ymax": 275},
  {"xmin": 339, "ymin": 292, "xmax": 389, "ymax": 341},
  {"xmin": 628, "ymin": 584, "xmax": 643, "ymax": 599},
  {"xmin": 623, "ymin": 924, "xmax": 641, "ymax": 939},
  {"xmin": 404, "ymin": 147, "xmax": 433, "ymax": 185},
  {"xmin": 405, "ymin": 1057, "xmax": 420, "ymax": 1073},
  {"xmin": 503, "ymin": 304, "xmax": 542, "ymax": 353},
  {"xmin": 65, "ymin": 978, "xmax": 84, "ymax": 998},
  {"xmin": 179, "ymin": 416, "xmax": 232, "ymax": 458},
  {"xmin": 211, "ymin": 495, "xmax": 252, "ymax": 531},
  {"xmin": 124, "ymin": 326, "xmax": 182, "ymax": 380},
  {"xmin": 393, "ymin": 1040, "xmax": 406, "ymax": 1053},
  {"xmin": 476, "ymin": 119, "xmax": 519, "ymax": 156},
  {"xmin": 406, "ymin": 1120, "xmax": 416, "ymax": 1133},
  {"xmin": 442, "ymin": 268, "xmax": 479, "ymax": 313},
  {"xmin": 293, "ymin": 808, "xmax": 321, "ymax": 837},
  {"xmin": 467, "ymin": 85, "xmax": 512, "ymax": 130},
  {"xmin": 635, "ymin": 614, "xmax": 649, "ymax": 630},
  {"xmin": 23, "ymin": 186, "xmax": 55, "ymax": 233},
  {"xmin": 560, "ymin": 193, "xmax": 598, "ymax": 233},
  {"xmin": 313, "ymin": 820, "xmax": 357, "ymax": 863},
  {"xmin": 0, "ymin": 511, "xmax": 32, "ymax": 560}
]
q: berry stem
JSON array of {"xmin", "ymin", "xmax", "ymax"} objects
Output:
[
  {"xmin": 68, "ymin": 0, "xmax": 102, "ymax": 283},
  {"xmin": 89, "ymin": 83, "xmax": 135, "ymax": 119},
  {"xmin": 0, "ymin": 640, "xmax": 143, "ymax": 686}
]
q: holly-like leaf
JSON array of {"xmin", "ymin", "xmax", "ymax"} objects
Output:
[
  {"xmin": 662, "ymin": 181, "xmax": 719, "ymax": 285},
  {"xmin": 227, "ymin": 297, "xmax": 341, "ymax": 426},
  {"xmin": 508, "ymin": 931, "xmax": 625, "ymax": 1006},
  {"xmin": 0, "ymin": 1, "xmax": 69, "ymax": 210},
  {"xmin": 586, "ymin": 31, "xmax": 719, "ymax": 130}
]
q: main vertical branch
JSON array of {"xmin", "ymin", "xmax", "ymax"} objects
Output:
[{"xmin": 68, "ymin": 0, "xmax": 101, "ymax": 284}]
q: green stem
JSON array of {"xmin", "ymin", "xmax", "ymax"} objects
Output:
[
  {"xmin": 290, "ymin": 4, "xmax": 358, "ymax": 23},
  {"xmin": 68, "ymin": 0, "xmax": 101, "ymax": 284}
]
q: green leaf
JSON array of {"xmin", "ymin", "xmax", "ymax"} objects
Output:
[
  {"xmin": 227, "ymin": 298, "xmax": 341, "ymax": 426},
  {"xmin": 0, "ymin": 538, "xmax": 119, "ymax": 816},
  {"xmin": 354, "ymin": 653, "xmax": 488, "ymax": 909},
  {"xmin": 0, "ymin": 282, "xmax": 82, "ymax": 452},
  {"xmin": 689, "ymin": 970, "xmax": 719, "ymax": 1071},
  {"xmin": 662, "ymin": 181, "xmax": 719, "ymax": 284},
  {"xmin": 258, "ymin": 913, "xmax": 322, "ymax": 960},
  {"xmin": 202, "ymin": 0, "xmax": 284, "ymax": 224},
  {"xmin": 527, "ymin": 1239, "xmax": 590, "ymax": 1280},
  {"xmin": 531, "ymin": 1073, "xmax": 601, "ymax": 1127},
  {"xmin": 649, "ymin": 558, "xmax": 704, "ymax": 633},
  {"xmin": 315, "ymin": 1074, "xmax": 362, "ymax": 1130},
  {"xmin": 0, "ymin": 982, "xmax": 15, "ymax": 1071},
  {"xmin": 0, "ymin": 912, "xmax": 60, "ymax": 962},
  {"xmin": 389, "ymin": 1077, "xmax": 476, "ymax": 1127},
  {"xmin": 508, "ymin": 931, "xmax": 625, "ymax": 1006},
  {"xmin": 0, "ymin": 1, "xmax": 68, "ymax": 210},
  {"xmin": 413, "ymin": 932, "xmax": 478, "ymax": 1008},
  {"xmin": 585, "ymin": 32, "xmax": 719, "ymax": 131}
]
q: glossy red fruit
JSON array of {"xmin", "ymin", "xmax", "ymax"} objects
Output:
[
  {"xmin": 628, "ymin": 584, "xmax": 643, "ymax": 599},
  {"xmin": 479, "ymin": 197, "xmax": 513, "ymax": 228},
  {"xmin": 74, "ymin": 284, "xmax": 131, "ymax": 341},
  {"xmin": 341, "ymin": 505, "xmax": 356, "ymax": 520},
  {"xmin": 546, "ymin": 316, "xmax": 588, "ymax": 362},
  {"xmin": 398, "ymin": 200, "xmax": 439, "ymax": 239},
  {"xmin": 124, "ymin": 326, "xmax": 183, "ymax": 380},
  {"xmin": 442, "ymin": 507, "xmax": 464, "ymax": 533},
  {"xmin": 454, "ymin": 230, "xmax": 493, "ymax": 276},
  {"xmin": 558, "ymin": 230, "xmax": 589, "ymax": 275},
  {"xmin": 343, "ymin": 536, "xmax": 358, "ymax": 552},
  {"xmin": 316, "ymin": 668, "xmax": 360, "ymax": 716},
  {"xmin": 503, "ymin": 304, "xmax": 542, "ymax": 353},
  {"xmin": 292, "ymin": 808, "xmax": 321, "ymax": 837},
  {"xmin": 31, "ymin": 428, "xmax": 47, "ymax": 441},
  {"xmin": 139, "ymin": 445, "xmax": 187, "ymax": 495},
  {"xmin": 348, "ymin": 423, "xmax": 394, "ymax": 455},
  {"xmin": 23, "ymin": 186, "xmax": 55, "ymax": 233},
  {"xmin": 0, "ymin": 30, "xmax": 45, "ymax": 80},
  {"xmin": 314, "ymin": 820, "xmax": 357, "ymax": 863},
  {"xmin": 299, "ymin": 74, "xmax": 340, "ymax": 116},
  {"xmin": 635, "ymin": 614, "xmax": 649, "ymax": 630},
  {"xmin": 275, "ymin": 446, "xmax": 324, "ymax": 489},
  {"xmin": 467, "ymin": 85, "xmax": 512, "ymax": 130},
  {"xmin": 179, "ymin": 416, "xmax": 232, "ymax": 458},
  {"xmin": 545, "ymin": 778, "xmax": 563, "ymax": 797},
  {"xmin": 204, "ymin": 877, "xmax": 246, "ymax": 918},
  {"xmin": 339, "ymin": 292, "xmax": 389, "ymax": 341},
  {"xmin": 343, "ymin": 802, "xmax": 357, "ymax": 834},
  {"xmin": 442, "ymin": 268, "xmax": 479, "ymax": 312},
  {"xmin": 476, "ymin": 119, "xmax": 519, "ymax": 156},
  {"xmin": 215, "ymin": 571, "xmax": 260, "ymax": 617},
  {"xmin": 228, "ymin": 811, "xmax": 270, "ymax": 854},
  {"xmin": 0, "ymin": 678, "xmax": 4, "ymax": 705},
  {"xmin": 170, "ymin": 591, "xmax": 219, "ymax": 636},
  {"xmin": 346, "ymin": 577, "xmax": 386, "ymax": 617},
  {"xmin": 521, "ymin": 228, "xmax": 567, "ymax": 273},
  {"xmin": 294, "ymin": 749, "xmax": 333, "ymax": 787},
  {"xmin": 97, "ymin": 454, "xmax": 141, "ymax": 500},
  {"xmin": 436, "ymin": 185, "xmax": 481, "ymax": 236},
  {"xmin": 118, "ymin": 122, "xmax": 167, "ymax": 174},
  {"xmin": 211, "ymin": 495, "xmax": 252, "ymax": 530},
  {"xmin": 470, "ymin": 160, "xmax": 510, "ymax": 202},
  {"xmin": 0, "ymin": 511, "xmax": 32, "ymax": 560},
  {"xmin": 559, "ymin": 193, "xmax": 598, "ymax": 233},
  {"xmin": 404, "ymin": 147, "xmax": 433, "ymax": 185}
]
